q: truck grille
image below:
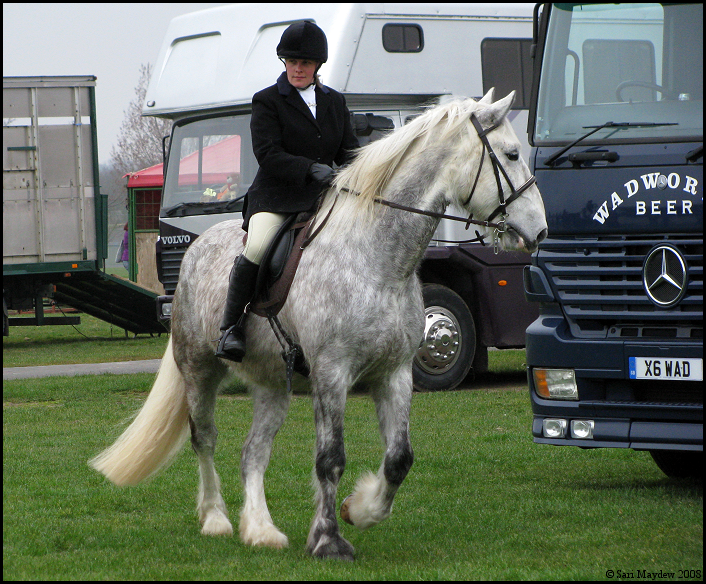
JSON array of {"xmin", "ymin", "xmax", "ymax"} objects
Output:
[
  {"xmin": 159, "ymin": 245, "xmax": 186, "ymax": 295},
  {"xmin": 538, "ymin": 235, "xmax": 703, "ymax": 339}
]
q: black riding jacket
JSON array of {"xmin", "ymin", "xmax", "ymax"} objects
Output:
[{"xmin": 242, "ymin": 72, "xmax": 359, "ymax": 229}]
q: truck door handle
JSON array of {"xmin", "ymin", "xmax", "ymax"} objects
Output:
[{"xmin": 568, "ymin": 151, "xmax": 618, "ymax": 164}]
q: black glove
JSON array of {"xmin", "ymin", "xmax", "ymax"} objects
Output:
[{"xmin": 308, "ymin": 162, "xmax": 334, "ymax": 185}]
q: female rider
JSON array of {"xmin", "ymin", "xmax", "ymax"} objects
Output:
[{"xmin": 216, "ymin": 21, "xmax": 360, "ymax": 361}]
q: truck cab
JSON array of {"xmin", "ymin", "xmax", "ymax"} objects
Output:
[{"xmin": 524, "ymin": 3, "xmax": 703, "ymax": 478}]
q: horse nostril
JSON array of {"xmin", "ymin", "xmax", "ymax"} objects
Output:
[{"xmin": 537, "ymin": 228, "xmax": 548, "ymax": 243}]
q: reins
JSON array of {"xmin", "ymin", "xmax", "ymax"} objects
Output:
[{"xmin": 306, "ymin": 110, "xmax": 537, "ymax": 253}]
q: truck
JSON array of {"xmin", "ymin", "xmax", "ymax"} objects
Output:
[
  {"xmin": 3, "ymin": 76, "xmax": 164, "ymax": 336},
  {"xmin": 144, "ymin": 3, "xmax": 539, "ymax": 391},
  {"xmin": 524, "ymin": 3, "xmax": 702, "ymax": 477}
]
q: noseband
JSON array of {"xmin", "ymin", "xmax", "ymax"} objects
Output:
[{"xmin": 339, "ymin": 111, "xmax": 537, "ymax": 253}]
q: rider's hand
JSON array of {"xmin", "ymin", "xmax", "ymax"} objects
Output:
[{"xmin": 308, "ymin": 162, "xmax": 334, "ymax": 185}]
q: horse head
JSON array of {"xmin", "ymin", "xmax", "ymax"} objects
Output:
[{"xmin": 459, "ymin": 89, "xmax": 548, "ymax": 253}]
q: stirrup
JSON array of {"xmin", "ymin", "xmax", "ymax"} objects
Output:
[{"xmin": 215, "ymin": 325, "xmax": 246, "ymax": 362}]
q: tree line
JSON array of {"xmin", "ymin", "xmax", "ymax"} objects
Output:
[{"xmin": 100, "ymin": 63, "xmax": 171, "ymax": 243}]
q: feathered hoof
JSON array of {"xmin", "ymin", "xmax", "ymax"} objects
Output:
[
  {"xmin": 309, "ymin": 534, "xmax": 355, "ymax": 562},
  {"xmin": 239, "ymin": 522, "xmax": 289, "ymax": 549},
  {"xmin": 340, "ymin": 495, "xmax": 354, "ymax": 525},
  {"xmin": 201, "ymin": 509, "xmax": 234, "ymax": 536},
  {"xmin": 339, "ymin": 472, "xmax": 388, "ymax": 530}
]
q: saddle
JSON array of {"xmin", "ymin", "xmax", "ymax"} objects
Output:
[{"xmin": 244, "ymin": 211, "xmax": 315, "ymax": 385}]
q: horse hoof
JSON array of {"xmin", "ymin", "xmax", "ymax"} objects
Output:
[
  {"xmin": 340, "ymin": 495, "xmax": 354, "ymax": 525},
  {"xmin": 239, "ymin": 521, "xmax": 289, "ymax": 549},
  {"xmin": 201, "ymin": 510, "xmax": 234, "ymax": 536},
  {"xmin": 310, "ymin": 535, "xmax": 355, "ymax": 561}
]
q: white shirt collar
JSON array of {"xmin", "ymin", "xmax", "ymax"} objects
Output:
[{"xmin": 297, "ymin": 85, "xmax": 317, "ymax": 118}]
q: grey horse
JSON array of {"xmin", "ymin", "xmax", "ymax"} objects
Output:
[{"xmin": 90, "ymin": 89, "xmax": 547, "ymax": 561}]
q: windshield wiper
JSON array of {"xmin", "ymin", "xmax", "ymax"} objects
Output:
[
  {"xmin": 543, "ymin": 121, "xmax": 678, "ymax": 167},
  {"xmin": 164, "ymin": 196, "xmax": 246, "ymax": 217},
  {"xmin": 163, "ymin": 201, "xmax": 207, "ymax": 217},
  {"xmin": 225, "ymin": 193, "xmax": 246, "ymax": 211}
]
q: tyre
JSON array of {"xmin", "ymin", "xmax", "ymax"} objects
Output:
[
  {"xmin": 649, "ymin": 450, "xmax": 703, "ymax": 480},
  {"xmin": 413, "ymin": 284, "xmax": 476, "ymax": 391}
]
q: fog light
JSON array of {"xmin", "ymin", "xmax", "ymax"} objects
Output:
[
  {"xmin": 570, "ymin": 420, "xmax": 594, "ymax": 439},
  {"xmin": 161, "ymin": 302, "xmax": 172, "ymax": 317},
  {"xmin": 534, "ymin": 368, "xmax": 578, "ymax": 400},
  {"xmin": 542, "ymin": 418, "xmax": 567, "ymax": 438}
]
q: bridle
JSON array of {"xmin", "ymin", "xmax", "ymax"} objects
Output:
[
  {"xmin": 351, "ymin": 112, "xmax": 536, "ymax": 253},
  {"xmin": 464, "ymin": 113, "xmax": 536, "ymax": 223}
]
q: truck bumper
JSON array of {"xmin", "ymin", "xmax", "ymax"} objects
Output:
[{"xmin": 526, "ymin": 314, "xmax": 703, "ymax": 451}]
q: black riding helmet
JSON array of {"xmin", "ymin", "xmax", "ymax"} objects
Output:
[{"xmin": 277, "ymin": 21, "xmax": 328, "ymax": 65}]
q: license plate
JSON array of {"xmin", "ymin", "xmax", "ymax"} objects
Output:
[{"xmin": 629, "ymin": 357, "xmax": 703, "ymax": 381}]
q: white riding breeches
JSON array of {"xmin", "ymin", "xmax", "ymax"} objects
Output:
[{"xmin": 242, "ymin": 212, "xmax": 289, "ymax": 265}]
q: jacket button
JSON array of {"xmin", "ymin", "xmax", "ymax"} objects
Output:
[{"xmin": 317, "ymin": 133, "xmax": 321, "ymax": 138}]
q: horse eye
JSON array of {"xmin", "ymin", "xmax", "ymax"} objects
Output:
[{"xmin": 506, "ymin": 151, "xmax": 520, "ymax": 162}]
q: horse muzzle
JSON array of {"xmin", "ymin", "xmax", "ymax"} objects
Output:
[{"xmin": 503, "ymin": 224, "xmax": 548, "ymax": 253}]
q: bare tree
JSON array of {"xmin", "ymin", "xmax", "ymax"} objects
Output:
[
  {"xmin": 102, "ymin": 64, "xmax": 171, "ymax": 245},
  {"xmin": 110, "ymin": 63, "xmax": 171, "ymax": 176}
]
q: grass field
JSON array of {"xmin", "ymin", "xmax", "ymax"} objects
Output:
[
  {"xmin": 3, "ymin": 312, "xmax": 169, "ymax": 367},
  {"xmin": 3, "ymin": 314, "xmax": 703, "ymax": 579},
  {"xmin": 4, "ymin": 373, "xmax": 703, "ymax": 579}
]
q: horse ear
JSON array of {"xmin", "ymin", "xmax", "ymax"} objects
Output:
[
  {"xmin": 478, "ymin": 87, "xmax": 495, "ymax": 104},
  {"xmin": 476, "ymin": 90, "xmax": 515, "ymax": 127}
]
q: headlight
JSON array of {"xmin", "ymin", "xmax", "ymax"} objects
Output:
[
  {"xmin": 533, "ymin": 368, "xmax": 578, "ymax": 400},
  {"xmin": 570, "ymin": 420, "xmax": 594, "ymax": 439},
  {"xmin": 542, "ymin": 418, "xmax": 567, "ymax": 438}
]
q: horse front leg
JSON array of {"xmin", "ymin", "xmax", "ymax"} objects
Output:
[
  {"xmin": 340, "ymin": 364, "xmax": 414, "ymax": 530},
  {"xmin": 307, "ymin": 376, "xmax": 355, "ymax": 561}
]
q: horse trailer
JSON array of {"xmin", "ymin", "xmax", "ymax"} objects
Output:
[
  {"xmin": 3, "ymin": 76, "xmax": 164, "ymax": 335},
  {"xmin": 144, "ymin": 3, "xmax": 538, "ymax": 390}
]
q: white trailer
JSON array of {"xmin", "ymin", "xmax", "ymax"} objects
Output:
[{"xmin": 145, "ymin": 3, "xmax": 537, "ymax": 389}]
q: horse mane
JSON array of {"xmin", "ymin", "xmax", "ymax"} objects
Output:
[{"xmin": 330, "ymin": 96, "xmax": 481, "ymax": 218}]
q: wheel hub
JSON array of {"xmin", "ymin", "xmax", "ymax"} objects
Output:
[{"xmin": 415, "ymin": 306, "xmax": 461, "ymax": 374}]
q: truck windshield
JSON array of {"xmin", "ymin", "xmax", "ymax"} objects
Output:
[
  {"xmin": 534, "ymin": 3, "xmax": 703, "ymax": 145},
  {"xmin": 162, "ymin": 114, "xmax": 257, "ymax": 213}
]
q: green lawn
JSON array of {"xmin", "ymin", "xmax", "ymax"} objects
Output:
[
  {"xmin": 3, "ymin": 373, "xmax": 702, "ymax": 580},
  {"xmin": 3, "ymin": 312, "xmax": 169, "ymax": 367}
]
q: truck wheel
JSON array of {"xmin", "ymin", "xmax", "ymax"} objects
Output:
[
  {"xmin": 413, "ymin": 284, "xmax": 475, "ymax": 391},
  {"xmin": 649, "ymin": 450, "xmax": 703, "ymax": 480}
]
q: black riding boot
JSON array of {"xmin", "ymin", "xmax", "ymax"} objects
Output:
[{"xmin": 215, "ymin": 254, "xmax": 259, "ymax": 362}]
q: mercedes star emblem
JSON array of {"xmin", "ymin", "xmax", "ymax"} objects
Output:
[{"xmin": 643, "ymin": 244, "xmax": 687, "ymax": 307}]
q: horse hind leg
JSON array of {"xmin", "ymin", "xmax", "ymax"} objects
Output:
[
  {"xmin": 187, "ymin": 370, "xmax": 233, "ymax": 536},
  {"xmin": 239, "ymin": 385, "xmax": 290, "ymax": 549},
  {"xmin": 340, "ymin": 365, "xmax": 414, "ymax": 531}
]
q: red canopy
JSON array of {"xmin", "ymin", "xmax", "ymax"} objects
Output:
[
  {"xmin": 126, "ymin": 135, "xmax": 241, "ymax": 189},
  {"xmin": 126, "ymin": 161, "xmax": 164, "ymax": 188}
]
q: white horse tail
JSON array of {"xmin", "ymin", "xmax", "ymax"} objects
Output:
[{"xmin": 89, "ymin": 337, "xmax": 190, "ymax": 486}]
